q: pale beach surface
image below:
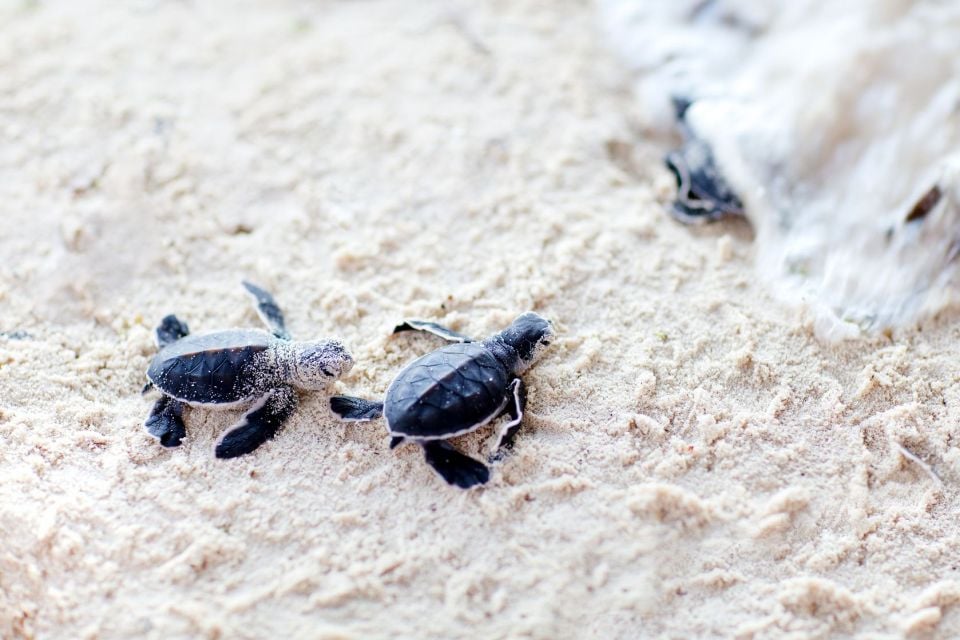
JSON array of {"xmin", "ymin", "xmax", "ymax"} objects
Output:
[{"xmin": 2, "ymin": 2, "xmax": 959, "ymax": 638}]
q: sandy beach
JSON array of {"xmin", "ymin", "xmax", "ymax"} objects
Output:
[{"xmin": 3, "ymin": 1, "xmax": 960, "ymax": 638}]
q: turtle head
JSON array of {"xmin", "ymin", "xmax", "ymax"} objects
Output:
[
  {"xmin": 283, "ymin": 339, "xmax": 354, "ymax": 390},
  {"xmin": 497, "ymin": 312, "xmax": 555, "ymax": 373}
]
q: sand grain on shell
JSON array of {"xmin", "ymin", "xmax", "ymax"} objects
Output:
[{"xmin": 2, "ymin": 1, "xmax": 960, "ymax": 638}]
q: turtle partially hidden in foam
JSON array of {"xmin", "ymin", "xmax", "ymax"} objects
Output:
[
  {"xmin": 665, "ymin": 97, "xmax": 745, "ymax": 224},
  {"xmin": 330, "ymin": 313, "xmax": 555, "ymax": 489},
  {"xmin": 142, "ymin": 281, "xmax": 353, "ymax": 458}
]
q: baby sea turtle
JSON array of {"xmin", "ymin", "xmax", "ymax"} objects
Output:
[
  {"xmin": 143, "ymin": 281, "xmax": 353, "ymax": 458},
  {"xmin": 330, "ymin": 312, "xmax": 555, "ymax": 489},
  {"xmin": 665, "ymin": 96, "xmax": 745, "ymax": 223}
]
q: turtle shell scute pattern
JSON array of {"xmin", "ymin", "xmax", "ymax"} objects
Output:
[
  {"xmin": 384, "ymin": 342, "xmax": 510, "ymax": 438},
  {"xmin": 147, "ymin": 330, "xmax": 274, "ymax": 404}
]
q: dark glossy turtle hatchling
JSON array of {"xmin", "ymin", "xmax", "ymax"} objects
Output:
[{"xmin": 330, "ymin": 312, "xmax": 554, "ymax": 489}]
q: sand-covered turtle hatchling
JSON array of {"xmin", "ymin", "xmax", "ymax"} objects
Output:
[
  {"xmin": 330, "ymin": 312, "xmax": 554, "ymax": 489},
  {"xmin": 142, "ymin": 281, "xmax": 353, "ymax": 458}
]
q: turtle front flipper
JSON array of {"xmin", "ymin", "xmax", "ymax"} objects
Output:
[
  {"xmin": 144, "ymin": 395, "xmax": 187, "ymax": 447},
  {"xmin": 421, "ymin": 440, "xmax": 490, "ymax": 489},
  {"xmin": 155, "ymin": 314, "xmax": 190, "ymax": 348},
  {"xmin": 215, "ymin": 386, "xmax": 297, "ymax": 459},
  {"xmin": 242, "ymin": 281, "xmax": 291, "ymax": 340},
  {"xmin": 393, "ymin": 320, "xmax": 473, "ymax": 343},
  {"xmin": 330, "ymin": 396, "xmax": 384, "ymax": 421},
  {"xmin": 491, "ymin": 378, "xmax": 526, "ymax": 454}
]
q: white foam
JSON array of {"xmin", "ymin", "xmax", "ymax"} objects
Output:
[{"xmin": 601, "ymin": 0, "xmax": 960, "ymax": 339}]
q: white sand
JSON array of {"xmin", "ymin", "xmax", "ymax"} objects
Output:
[{"xmin": 2, "ymin": 1, "xmax": 960, "ymax": 638}]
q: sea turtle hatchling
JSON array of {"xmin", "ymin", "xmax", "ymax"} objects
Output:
[
  {"xmin": 142, "ymin": 281, "xmax": 353, "ymax": 458},
  {"xmin": 665, "ymin": 97, "xmax": 745, "ymax": 224},
  {"xmin": 330, "ymin": 312, "xmax": 555, "ymax": 489}
]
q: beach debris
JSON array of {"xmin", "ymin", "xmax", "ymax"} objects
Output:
[
  {"xmin": 330, "ymin": 313, "xmax": 555, "ymax": 489},
  {"xmin": 664, "ymin": 97, "xmax": 744, "ymax": 224},
  {"xmin": 142, "ymin": 281, "xmax": 353, "ymax": 458}
]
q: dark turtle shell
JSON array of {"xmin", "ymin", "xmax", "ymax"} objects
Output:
[
  {"xmin": 384, "ymin": 342, "xmax": 510, "ymax": 439},
  {"xmin": 147, "ymin": 329, "xmax": 276, "ymax": 405}
]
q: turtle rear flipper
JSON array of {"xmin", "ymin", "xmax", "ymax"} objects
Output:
[
  {"xmin": 242, "ymin": 280, "xmax": 291, "ymax": 340},
  {"xmin": 421, "ymin": 440, "xmax": 490, "ymax": 489},
  {"xmin": 144, "ymin": 396, "xmax": 186, "ymax": 447},
  {"xmin": 155, "ymin": 314, "xmax": 190, "ymax": 348},
  {"xmin": 393, "ymin": 320, "xmax": 473, "ymax": 343},
  {"xmin": 215, "ymin": 386, "xmax": 297, "ymax": 459},
  {"xmin": 490, "ymin": 378, "xmax": 526, "ymax": 456},
  {"xmin": 330, "ymin": 396, "xmax": 384, "ymax": 421}
]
